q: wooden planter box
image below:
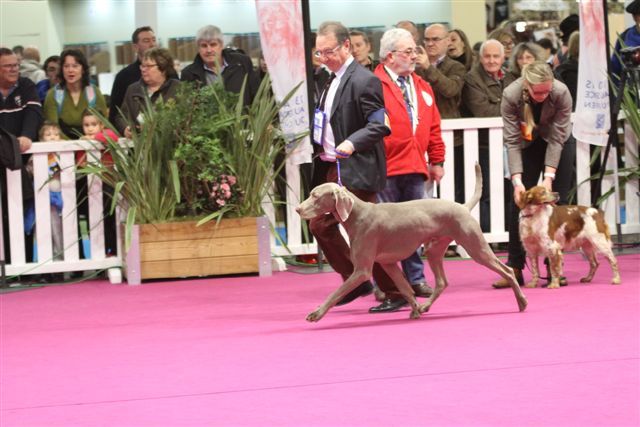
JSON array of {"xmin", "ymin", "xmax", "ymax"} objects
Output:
[{"xmin": 123, "ymin": 216, "xmax": 272, "ymax": 284}]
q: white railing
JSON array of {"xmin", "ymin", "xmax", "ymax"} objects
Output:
[
  {"xmin": 2, "ymin": 140, "xmax": 120, "ymax": 279},
  {"xmin": 268, "ymin": 116, "xmax": 639, "ymax": 256},
  {"xmin": 2, "ymin": 118, "xmax": 638, "ymax": 281}
]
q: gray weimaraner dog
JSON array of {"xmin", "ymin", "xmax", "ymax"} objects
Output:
[{"xmin": 296, "ymin": 164, "xmax": 528, "ymax": 322}]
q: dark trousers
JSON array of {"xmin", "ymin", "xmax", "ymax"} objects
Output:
[
  {"xmin": 309, "ymin": 162, "xmax": 395, "ymax": 292},
  {"xmin": 507, "ymin": 137, "xmax": 576, "ymax": 269}
]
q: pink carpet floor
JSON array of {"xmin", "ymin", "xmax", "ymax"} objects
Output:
[{"xmin": 1, "ymin": 253, "xmax": 639, "ymax": 427}]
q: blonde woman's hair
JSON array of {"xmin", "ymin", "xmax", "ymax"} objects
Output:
[
  {"xmin": 567, "ymin": 31, "xmax": 580, "ymax": 60},
  {"xmin": 521, "ymin": 61, "xmax": 554, "ymax": 135}
]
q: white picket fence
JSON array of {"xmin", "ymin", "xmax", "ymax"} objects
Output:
[
  {"xmin": 2, "ymin": 140, "xmax": 121, "ymax": 279},
  {"xmin": 3, "ymin": 118, "xmax": 638, "ymax": 283}
]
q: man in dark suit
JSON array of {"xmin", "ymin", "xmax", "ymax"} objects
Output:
[
  {"xmin": 109, "ymin": 26, "xmax": 157, "ymax": 126},
  {"xmin": 181, "ymin": 25, "xmax": 259, "ymax": 105},
  {"xmin": 310, "ymin": 21, "xmax": 392, "ymax": 306}
]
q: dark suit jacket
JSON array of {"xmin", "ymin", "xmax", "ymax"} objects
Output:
[
  {"xmin": 312, "ymin": 60, "xmax": 390, "ymax": 193},
  {"xmin": 108, "ymin": 59, "xmax": 142, "ymax": 125}
]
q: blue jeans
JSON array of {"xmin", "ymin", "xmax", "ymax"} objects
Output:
[{"xmin": 377, "ymin": 173, "xmax": 426, "ymax": 285}]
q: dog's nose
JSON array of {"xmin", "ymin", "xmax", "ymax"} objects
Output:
[{"xmin": 295, "ymin": 205, "xmax": 301, "ymax": 214}]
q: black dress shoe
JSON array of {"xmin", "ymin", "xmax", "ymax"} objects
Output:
[
  {"xmin": 411, "ymin": 283, "xmax": 433, "ymax": 297},
  {"xmin": 369, "ymin": 298, "xmax": 408, "ymax": 313},
  {"xmin": 335, "ymin": 281, "xmax": 373, "ymax": 306}
]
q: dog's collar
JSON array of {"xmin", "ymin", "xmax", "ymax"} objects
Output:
[{"xmin": 519, "ymin": 212, "xmax": 534, "ymax": 220}]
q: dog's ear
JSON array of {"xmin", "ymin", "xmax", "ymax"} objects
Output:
[
  {"xmin": 333, "ymin": 187, "xmax": 354, "ymax": 222},
  {"xmin": 515, "ymin": 189, "xmax": 528, "ymax": 210}
]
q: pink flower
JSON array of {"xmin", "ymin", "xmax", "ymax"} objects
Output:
[
  {"xmin": 227, "ymin": 176, "xmax": 237, "ymax": 185},
  {"xmin": 221, "ymin": 183, "xmax": 230, "ymax": 191},
  {"xmin": 216, "ymin": 199, "xmax": 226, "ymax": 206}
]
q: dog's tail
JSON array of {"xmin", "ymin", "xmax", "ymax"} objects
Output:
[{"xmin": 463, "ymin": 163, "xmax": 482, "ymax": 211}]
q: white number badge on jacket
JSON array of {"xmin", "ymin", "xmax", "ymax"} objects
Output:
[
  {"xmin": 313, "ymin": 108, "xmax": 326, "ymax": 145},
  {"xmin": 421, "ymin": 91, "xmax": 433, "ymax": 107}
]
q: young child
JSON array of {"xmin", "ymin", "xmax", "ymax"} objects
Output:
[
  {"xmin": 79, "ymin": 109, "xmax": 117, "ymax": 167},
  {"xmin": 25, "ymin": 122, "xmax": 64, "ymax": 262},
  {"xmin": 79, "ymin": 109, "xmax": 119, "ymax": 257}
]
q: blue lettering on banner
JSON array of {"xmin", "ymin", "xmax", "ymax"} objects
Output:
[
  {"xmin": 278, "ymin": 95, "xmax": 309, "ymax": 140},
  {"xmin": 596, "ymin": 113, "xmax": 605, "ymax": 129}
]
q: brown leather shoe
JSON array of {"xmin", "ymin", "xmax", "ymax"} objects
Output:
[
  {"xmin": 492, "ymin": 268, "xmax": 524, "ymax": 289},
  {"xmin": 411, "ymin": 282, "xmax": 434, "ymax": 297}
]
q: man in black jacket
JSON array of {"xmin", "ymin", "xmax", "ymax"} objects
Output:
[
  {"xmin": 181, "ymin": 25, "xmax": 259, "ymax": 105},
  {"xmin": 108, "ymin": 26, "xmax": 157, "ymax": 125},
  {"xmin": 0, "ymin": 47, "xmax": 43, "ymax": 265}
]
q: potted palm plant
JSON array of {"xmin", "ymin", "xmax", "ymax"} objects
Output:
[{"xmin": 82, "ymin": 76, "xmax": 305, "ymax": 282}]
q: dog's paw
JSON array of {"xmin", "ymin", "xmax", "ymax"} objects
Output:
[
  {"xmin": 306, "ymin": 309, "xmax": 325, "ymax": 322},
  {"xmin": 547, "ymin": 282, "xmax": 560, "ymax": 289},
  {"xmin": 518, "ymin": 297, "xmax": 528, "ymax": 312},
  {"xmin": 524, "ymin": 281, "xmax": 538, "ymax": 288},
  {"xmin": 611, "ymin": 277, "xmax": 622, "ymax": 285},
  {"xmin": 418, "ymin": 303, "xmax": 431, "ymax": 314},
  {"xmin": 579, "ymin": 277, "xmax": 592, "ymax": 283},
  {"xmin": 409, "ymin": 308, "xmax": 421, "ymax": 319}
]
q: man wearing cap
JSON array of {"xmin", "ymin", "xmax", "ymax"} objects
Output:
[{"xmin": 556, "ymin": 14, "xmax": 579, "ymax": 66}]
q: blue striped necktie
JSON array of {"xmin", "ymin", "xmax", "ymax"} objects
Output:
[{"xmin": 397, "ymin": 75, "xmax": 413, "ymax": 127}]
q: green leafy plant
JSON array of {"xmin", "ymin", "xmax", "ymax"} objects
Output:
[{"xmin": 81, "ymin": 75, "xmax": 306, "ymax": 249}]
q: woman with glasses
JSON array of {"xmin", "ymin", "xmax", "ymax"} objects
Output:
[
  {"xmin": 492, "ymin": 61, "xmax": 573, "ymax": 289},
  {"xmin": 488, "ymin": 28, "xmax": 516, "ymax": 69},
  {"xmin": 115, "ymin": 47, "xmax": 179, "ymax": 137},
  {"xmin": 508, "ymin": 42, "xmax": 545, "ymax": 80}
]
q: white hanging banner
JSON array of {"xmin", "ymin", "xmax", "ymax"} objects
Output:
[
  {"xmin": 255, "ymin": 0, "xmax": 312, "ymax": 164},
  {"xmin": 572, "ymin": 0, "xmax": 610, "ymax": 146}
]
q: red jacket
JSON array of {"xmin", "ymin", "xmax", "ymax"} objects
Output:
[
  {"xmin": 374, "ymin": 64, "xmax": 445, "ymax": 178},
  {"xmin": 76, "ymin": 128, "xmax": 118, "ymax": 166}
]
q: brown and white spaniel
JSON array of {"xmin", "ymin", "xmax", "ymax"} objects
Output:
[{"xmin": 517, "ymin": 186, "xmax": 621, "ymax": 289}]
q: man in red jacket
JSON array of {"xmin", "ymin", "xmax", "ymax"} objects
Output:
[{"xmin": 370, "ymin": 28, "xmax": 445, "ymax": 313}]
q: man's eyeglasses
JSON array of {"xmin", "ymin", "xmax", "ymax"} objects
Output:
[
  {"xmin": 424, "ymin": 36, "xmax": 446, "ymax": 44},
  {"xmin": 314, "ymin": 44, "xmax": 342, "ymax": 59},
  {"xmin": 501, "ymin": 41, "xmax": 515, "ymax": 49},
  {"xmin": 392, "ymin": 48, "xmax": 419, "ymax": 56},
  {"xmin": 140, "ymin": 63, "xmax": 158, "ymax": 70},
  {"xmin": 1, "ymin": 63, "xmax": 19, "ymax": 70}
]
